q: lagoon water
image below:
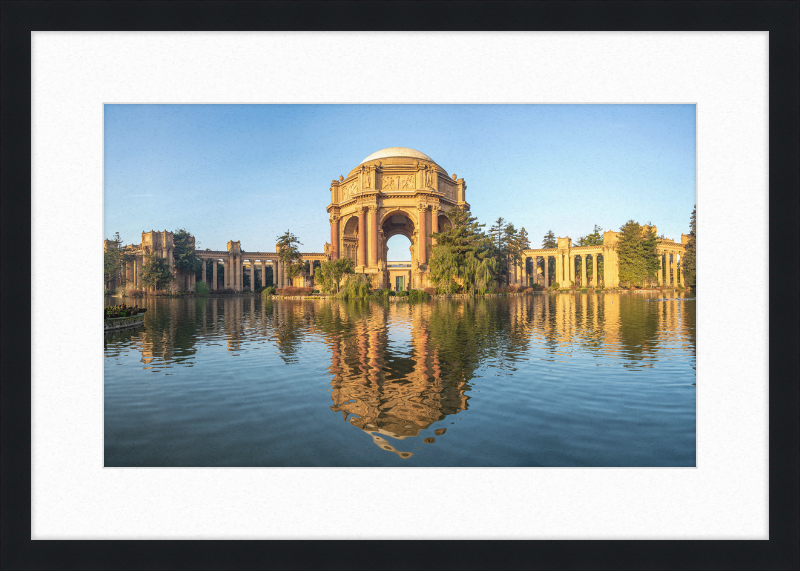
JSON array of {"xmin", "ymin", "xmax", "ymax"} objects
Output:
[{"xmin": 104, "ymin": 292, "xmax": 695, "ymax": 467}]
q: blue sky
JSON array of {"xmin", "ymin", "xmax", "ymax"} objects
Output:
[{"xmin": 104, "ymin": 104, "xmax": 696, "ymax": 260}]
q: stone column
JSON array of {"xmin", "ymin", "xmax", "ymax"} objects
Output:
[
  {"xmin": 555, "ymin": 254, "xmax": 562, "ymax": 285},
  {"xmin": 330, "ymin": 215, "xmax": 340, "ymax": 260},
  {"xmin": 249, "ymin": 261, "xmax": 254, "ymax": 291},
  {"xmin": 678, "ymin": 253, "xmax": 684, "ymax": 285},
  {"xmin": 431, "ymin": 206, "xmax": 439, "ymax": 246},
  {"xmin": 212, "ymin": 259, "xmax": 218, "ymax": 290},
  {"xmin": 368, "ymin": 205, "xmax": 378, "ymax": 267},
  {"xmin": 310, "ymin": 261, "xmax": 315, "ymax": 277},
  {"xmin": 658, "ymin": 254, "xmax": 663, "ymax": 285},
  {"xmin": 568, "ymin": 255, "xmax": 574, "ymax": 285},
  {"xmin": 417, "ymin": 205, "xmax": 427, "ymax": 266},
  {"xmin": 544, "ymin": 256, "xmax": 549, "ymax": 287},
  {"xmin": 357, "ymin": 209, "xmax": 366, "ymax": 267},
  {"xmin": 580, "ymin": 255, "xmax": 587, "ymax": 286},
  {"xmin": 198, "ymin": 259, "xmax": 205, "ymax": 285},
  {"xmin": 670, "ymin": 253, "xmax": 676, "ymax": 286},
  {"xmin": 592, "ymin": 254, "xmax": 598, "ymax": 286}
]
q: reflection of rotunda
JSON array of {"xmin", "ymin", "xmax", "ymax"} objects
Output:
[{"xmin": 326, "ymin": 147, "xmax": 468, "ymax": 289}]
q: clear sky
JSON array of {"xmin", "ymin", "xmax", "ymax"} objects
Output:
[{"xmin": 104, "ymin": 104, "xmax": 696, "ymax": 260}]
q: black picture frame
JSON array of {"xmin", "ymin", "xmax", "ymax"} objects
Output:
[{"xmin": 2, "ymin": 2, "xmax": 797, "ymax": 569}]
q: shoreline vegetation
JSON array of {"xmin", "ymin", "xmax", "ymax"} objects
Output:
[{"xmin": 109, "ymin": 284, "xmax": 693, "ymax": 301}]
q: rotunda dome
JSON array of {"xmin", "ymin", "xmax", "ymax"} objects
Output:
[{"xmin": 359, "ymin": 147, "xmax": 435, "ymax": 165}]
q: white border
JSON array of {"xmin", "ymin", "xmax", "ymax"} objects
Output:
[{"xmin": 32, "ymin": 32, "xmax": 768, "ymax": 539}]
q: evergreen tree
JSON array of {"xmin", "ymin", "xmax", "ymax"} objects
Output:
[
  {"xmin": 488, "ymin": 217, "xmax": 510, "ymax": 285},
  {"xmin": 539, "ymin": 230, "xmax": 558, "ymax": 285},
  {"xmin": 541, "ymin": 230, "xmax": 557, "ymax": 249},
  {"xmin": 140, "ymin": 251, "xmax": 174, "ymax": 290},
  {"xmin": 616, "ymin": 220, "xmax": 659, "ymax": 287},
  {"xmin": 428, "ymin": 206, "xmax": 493, "ymax": 294},
  {"xmin": 682, "ymin": 205, "xmax": 697, "ymax": 287},
  {"xmin": 172, "ymin": 228, "xmax": 202, "ymax": 290}
]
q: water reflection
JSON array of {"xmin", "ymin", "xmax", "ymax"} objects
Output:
[{"xmin": 105, "ymin": 292, "xmax": 695, "ymax": 465}]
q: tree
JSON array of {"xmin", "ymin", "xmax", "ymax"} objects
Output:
[
  {"xmin": 512, "ymin": 226, "xmax": 530, "ymax": 284},
  {"xmin": 276, "ymin": 230, "xmax": 303, "ymax": 281},
  {"xmin": 172, "ymin": 228, "xmax": 202, "ymax": 290},
  {"xmin": 541, "ymin": 230, "xmax": 557, "ymax": 249},
  {"xmin": 539, "ymin": 230, "xmax": 558, "ymax": 286},
  {"xmin": 139, "ymin": 251, "xmax": 174, "ymax": 290},
  {"xmin": 488, "ymin": 217, "xmax": 510, "ymax": 285},
  {"xmin": 315, "ymin": 258, "xmax": 354, "ymax": 293},
  {"xmin": 682, "ymin": 205, "xmax": 696, "ymax": 287},
  {"xmin": 104, "ymin": 247, "xmax": 121, "ymax": 288},
  {"xmin": 428, "ymin": 206, "xmax": 493, "ymax": 294},
  {"xmin": 616, "ymin": 220, "xmax": 660, "ymax": 288}
]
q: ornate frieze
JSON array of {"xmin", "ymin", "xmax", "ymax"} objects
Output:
[{"xmin": 340, "ymin": 179, "xmax": 359, "ymax": 200}]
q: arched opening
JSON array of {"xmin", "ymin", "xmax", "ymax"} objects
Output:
[
  {"xmin": 381, "ymin": 210, "xmax": 415, "ymax": 291},
  {"xmin": 341, "ymin": 215, "xmax": 360, "ymax": 265},
  {"xmin": 386, "ymin": 234, "xmax": 412, "ymax": 261}
]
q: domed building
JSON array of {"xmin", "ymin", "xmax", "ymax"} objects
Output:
[{"xmin": 326, "ymin": 147, "xmax": 468, "ymax": 290}]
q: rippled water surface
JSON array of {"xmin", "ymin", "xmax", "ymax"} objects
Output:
[{"xmin": 105, "ymin": 292, "xmax": 696, "ymax": 467}]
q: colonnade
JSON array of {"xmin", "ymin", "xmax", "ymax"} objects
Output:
[{"xmin": 195, "ymin": 255, "xmax": 321, "ymax": 292}]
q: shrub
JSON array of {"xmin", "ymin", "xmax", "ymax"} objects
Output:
[
  {"xmin": 278, "ymin": 286, "xmax": 312, "ymax": 296},
  {"xmin": 335, "ymin": 274, "xmax": 371, "ymax": 299},
  {"xmin": 261, "ymin": 286, "xmax": 277, "ymax": 297},
  {"xmin": 523, "ymin": 287, "xmax": 533, "ymax": 294},
  {"xmin": 407, "ymin": 289, "xmax": 431, "ymax": 301},
  {"xmin": 312, "ymin": 290, "xmax": 320, "ymax": 294},
  {"xmin": 550, "ymin": 282, "xmax": 560, "ymax": 290},
  {"xmin": 423, "ymin": 287, "xmax": 436, "ymax": 296},
  {"xmin": 369, "ymin": 288, "xmax": 393, "ymax": 299},
  {"xmin": 193, "ymin": 281, "xmax": 209, "ymax": 297},
  {"xmin": 243, "ymin": 288, "xmax": 251, "ymax": 294}
]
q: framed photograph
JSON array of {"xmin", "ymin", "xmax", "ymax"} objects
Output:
[{"xmin": 3, "ymin": 1, "xmax": 797, "ymax": 569}]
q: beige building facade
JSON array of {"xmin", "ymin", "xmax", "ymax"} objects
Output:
[
  {"xmin": 517, "ymin": 227, "xmax": 689, "ymax": 289},
  {"xmin": 112, "ymin": 230, "xmax": 326, "ymax": 292}
]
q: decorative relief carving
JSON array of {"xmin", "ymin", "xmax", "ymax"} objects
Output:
[
  {"xmin": 424, "ymin": 167, "xmax": 434, "ymax": 188},
  {"xmin": 363, "ymin": 168, "xmax": 371, "ymax": 189},
  {"xmin": 368, "ymin": 204, "xmax": 379, "ymax": 213},
  {"xmin": 341, "ymin": 179, "xmax": 359, "ymax": 200},
  {"xmin": 380, "ymin": 173, "xmax": 415, "ymax": 192},
  {"xmin": 382, "ymin": 176, "xmax": 396, "ymax": 191}
]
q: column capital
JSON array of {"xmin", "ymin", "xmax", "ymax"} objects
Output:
[
  {"xmin": 330, "ymin": 215, "xmax": 340, "ymax": 224},
  {"xmin": 367, "ymin": 204, "xmax": 379, "ymax": 213}
]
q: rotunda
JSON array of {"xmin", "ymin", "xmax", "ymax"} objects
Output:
[{"xmin": 326, "ymin": 148, "xmax": 468, "ymax": 289}]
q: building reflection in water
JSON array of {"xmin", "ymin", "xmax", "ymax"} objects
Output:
[
  {"xmin": 315, "ymin": 301, "xmax": 471, "ymax": 459},
  {"xmin": 106, "ymin": 291, "xmax": 694, "ymax": 457}
]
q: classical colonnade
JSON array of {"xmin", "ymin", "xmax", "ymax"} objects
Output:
[
  {"xmin": 507, "ymin": 232, "xmax": 689, "ymax": 289},
  {"xmin": 111, "ymin": 232, "xmax": 326, "ymax": 292}
]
